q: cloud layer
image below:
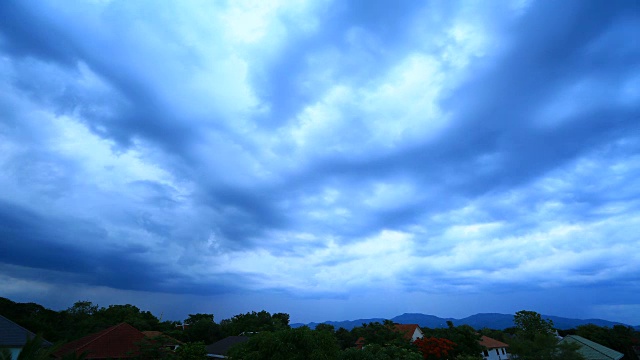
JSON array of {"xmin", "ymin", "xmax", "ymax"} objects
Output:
[{"xmin": 1, "ymin": 0, "xmax": 639, "ymax": 324}]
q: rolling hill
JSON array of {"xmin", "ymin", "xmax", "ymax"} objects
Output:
[{"xmin": 292, "ymin": 312, "xmax": 633, "ymax": 331}]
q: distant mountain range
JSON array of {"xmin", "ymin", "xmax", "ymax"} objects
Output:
[{"xmin": 292, "ymin": 312, "xmax": 639, "ymax": 331}]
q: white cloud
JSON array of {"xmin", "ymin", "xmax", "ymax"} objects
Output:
[{"xmin": 1, "ymin": 0, "xmax": 638, "ymax": 325}]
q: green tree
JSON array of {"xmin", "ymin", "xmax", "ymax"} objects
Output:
[
  {"xmin": 508, "ymin": 310, "xmax": 584, "ymax": 360},
  {"xmin": 97, "ymin": 304, "xmax": 160, "ymax": 331},
  {"xmin": 182, "ymin": 316, "xmax": 221, "ymax": 344},
  {"xmin": 352, "ymin": 321, "xmax": 408, "ymax": 348},
  {"xmin": 335, "ymin": 327, "xmax": 358, "ymax": 350},
  {"xmin": 340, "ymin": 344, "xmax": 422, "ymax": 360},
  {"xmin": 132, "ymin": 336, "xmax": 176, "ymax": 360},
  {"xmin": 513, "ymin": 310, "xmax": 554, "ymax": 339},
  {"xmin": 347, "ymin": 321, "xmax": 422, "ymax": 359},
  {"xmin": 510, "ymin": 333, "xmax": 584, "ymax": 360},
  {"xmin": 315, "ymin": 323, "xmax": 335, "ymax": 333},
  {"xmin": 0, "ymin": 349, "xmax": 11, "ymax": 360},
  {"xmin": 174, "ymin": 342, "xmax": 207, "ymax": 360},
  {"xmin": 421, "ymin": 323, "xmax": 483, "ymax": 358},
  {"xmin": 228, "ymin": 326, "xmax": 340, "ymax": 360},
  {"xmin": 185, "ymin": 314, "xmax": 214, "ymax": 325},
  {"xmin": 59, "ymin": 301, "xmax": 105, "ymax": 340},
  {"xmin": 66, "ymin": 301, "xmax": 99, "ymax": 317},
  {"xmin": 479, "ymin": 328, "xmax": 507, "ymax": 342},
  {"xmin": 220, "ymin": 310, "xmax": 290, "ymax": 336},
  {"xmin": 455, "ymin": 355, "xmax": 483, "ymax": 360}
]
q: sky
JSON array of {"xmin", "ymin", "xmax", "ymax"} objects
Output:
[{"xmin": 1, "ymin": 0, "xmax": 639, "ymax": 326}]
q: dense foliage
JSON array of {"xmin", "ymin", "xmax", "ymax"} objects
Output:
[
  {"xmin": 508, "ymin": 310, "xmax": 584, "ymax": 360},
  {"xmin": 227, "ymin": 326, "xmax": 340, "ymax": 360},
  {"xmin": 413, "ymin": 337, "xmax": 457, "ymax": 359},
  {"xmin": 220, "ymin": 310, "xmax": 290, "ymax": 336},
  {"xmin": 420, "ymin": 321, "xmax": 483, "ymax": 358},
  {"xmin": 352, "ymin": 320, "xmax": 410, "ymax": 348},
  {"xmin": 513, "ymin": 310, "xmax": 555, "ymax": 339},
  {"xmin": 340, "ymin": 345, "xmax": 422, "ymax": 360}
]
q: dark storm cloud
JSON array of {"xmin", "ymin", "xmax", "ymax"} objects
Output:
[
  {"xmin": 0, "ymin": 201, "xmax": 246, "ymax": 294},
  {"xmin": 0, "ymin": 2, "xmax": 80, "ymax": 65},
  {"xmin": 0, "ymin": 1, "xmax": 200, "ymax": 155},
  {"xmin": 1, "ymin": 0, "xmax": 639, "ymax": 324}
]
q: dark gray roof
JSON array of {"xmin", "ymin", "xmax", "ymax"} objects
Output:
[
  {"xmin": 205, "ymin": 336, "xmax": 249, "ymax": 356},
  {"xmin": 0, "ymin": 314, "xmax": 52, "ymax": 347}
]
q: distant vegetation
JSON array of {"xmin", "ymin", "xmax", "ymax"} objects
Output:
[{"xmin": 1, "ymin": 297, "xmax": 638, "ymax": 359}]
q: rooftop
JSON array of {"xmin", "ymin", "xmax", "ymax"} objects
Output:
[
  {"xmin": 0, "ymin": 314, "xmax": 52, "ymax": 348},
  {"xmin": 560, "ymin": 335, "xmax": 623, "ymax": 360},
  {"xmin": 479, "ymin": 335, "xmax": 509, "ymax": 349},
  {"xmin": 54, "ymin": 323, "xmax": 146, "ymax": 359}
]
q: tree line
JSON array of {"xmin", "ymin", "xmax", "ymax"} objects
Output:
[
  {"xmin": 0, "ymin": 297, "xmax": 289, "ymax": 344},
  {"xmin": 2, "ymin": 297, "xmax": 638, "ymax": 359}
]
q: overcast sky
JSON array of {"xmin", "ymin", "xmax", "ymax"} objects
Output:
[{"xmin": 1, "ymin": 0, "xmax": 639, "ymax": 326}]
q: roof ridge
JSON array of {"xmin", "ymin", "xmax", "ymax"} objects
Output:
[
  {"xmin": 0, "ymin": 314, "xmax": 36, "ymax": 335},
  {"xmin": 0, "ymin": 314, "xmax": 52, "ymax": 345},
  {"xmin": 75, "ymin": 322, "xmax": 129, "ymax": 352}
]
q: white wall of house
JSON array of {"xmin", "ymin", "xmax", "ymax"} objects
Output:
[
  {"xmin": 5, "ymin": 347, "xmax": 22, "ymax": 359},
  {"xmin": 482, "ymin": 347, "xmax": 510, "ymax": 360},
  {"xmin": 411, "ymin": 328, "xmax": 424, "ymax": 342}
]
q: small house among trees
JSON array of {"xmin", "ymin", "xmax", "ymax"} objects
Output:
[
  {"xmin": 205, "ymin": 336, "xmax": 249, "ymax": 358},
  {"xmin": 479, "ymin": 335, "xmax": 510, "ymax": 360}
]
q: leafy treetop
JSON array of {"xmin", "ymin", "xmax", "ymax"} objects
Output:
[{"xmin": 514, "ymin": 310, "xmax": 555, "ymax": 339}]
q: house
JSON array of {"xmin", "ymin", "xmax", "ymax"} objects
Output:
[
  {"xmin": 54, "ymin": 322, "xmax": 146, "ymax": 359},
  {"xmin": 479, "ymin": 335, "xmax": 510, "ymax": 360},
  {"xmin": 355, "ymin": 323, "xmax": 423, "ymax": 349},
  {"xmin": 560, "ymin": 335, "xmax": 623, "ymax": 360},
  {"xmin": 205, "ymin": 336, "xmax": 249, "ymax": 359},
  {"xmin": 0, "ymin": 314, "xmax": 52, "ymax": 359},
  {"xmin": 394, "ymin": 324, "xmax": 424, "ymax": 342}
]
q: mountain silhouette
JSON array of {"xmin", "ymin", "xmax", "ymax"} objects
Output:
[{"xmin": 292, "ymin": 312, "xmax": 634, "ymax": 330}]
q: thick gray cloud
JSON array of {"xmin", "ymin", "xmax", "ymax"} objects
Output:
[{"xmin": 1, "ymin": 0, "xmax": 639, "ymax": 324}]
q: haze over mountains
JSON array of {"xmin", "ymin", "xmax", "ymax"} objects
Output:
[{"xmin": 292, "ymin": 313, "xmax": 640, "ymax": 331}]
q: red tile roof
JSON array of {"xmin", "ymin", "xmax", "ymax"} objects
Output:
[
  {"xmin": 479, "ymin": 335, "xmax": 509, "ymax": 349},
  {"xmin": 54, "ymin": 323, "xmax": 146, "ymax": 359},
  {"xmin": 394, "ymin": 324, "xmax": 421, "ymax": 341}
]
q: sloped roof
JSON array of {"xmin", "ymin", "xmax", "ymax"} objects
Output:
[
  {"xmin": 561, "ymin": 335, "xmax": 623, "ymax": 360},
  {"xmin": 0, "ymin": 314, "xmax": 52, "ymax": 347},
  {"xmin": 205, "ymin": 336, "xmax": 249, "ymax": 356},
  {"xmin": 393, "ymin": 324, "xmax": 421, "ymax": 341},
  {"xmin": 54, "ymin": 323, "xmax": 146, "ymax": 359},
  {"xmin": 479, "ymin": 335, "xmax": 509, "ymax": 349}
]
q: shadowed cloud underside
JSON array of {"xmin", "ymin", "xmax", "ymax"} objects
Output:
[{"xmin": 0, "ymin": 0, "xmax": 639, "ymax": 324}]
